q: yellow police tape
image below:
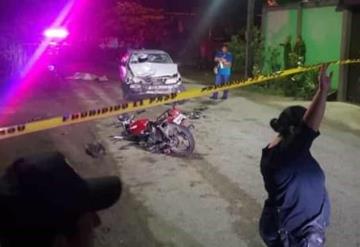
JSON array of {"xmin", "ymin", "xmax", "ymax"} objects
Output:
[{"xmin": 0, "ymin": 59, "xmax": 359, "ymax": 140}]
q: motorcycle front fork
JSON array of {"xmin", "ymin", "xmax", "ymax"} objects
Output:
[{"xmin": 146, "ymin": 125, "xmax": 171, "ymax": 153}]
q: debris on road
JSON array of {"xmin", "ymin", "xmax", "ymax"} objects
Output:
[
  {"xmin": 111, "ymin": 135, "xmax": 126, "ymax": 144},
  {"xmin": 184, "ymin": 106, "xmax": 208, "ymax": 120},
  {"xmin": 85, "ymin": 142, "xmax": 106, "ymax": 158},
  {"xmin": 66, "ymin": 72, "xmax": 109, "ymax": 82},
  {"xmin": 98, "ymin": 75, "xmax": 109, "ymax": 82},
  {"xmin": 112, "ymin": 135, "xmax": 125, "ymax": 140}
]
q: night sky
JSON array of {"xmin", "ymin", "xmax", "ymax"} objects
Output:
[{"xmin": 0, "ymin": 0, "xmax": 263, "ymax": 41}]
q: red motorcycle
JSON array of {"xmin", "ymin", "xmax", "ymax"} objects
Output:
[{"xmin": 116, "ymin": 107, "xmax": 195, "ymax": 156}]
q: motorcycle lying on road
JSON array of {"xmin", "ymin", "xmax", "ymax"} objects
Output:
[{"xmin": 115, "ymin": 107, "xmax": 195, "ymax": 156}]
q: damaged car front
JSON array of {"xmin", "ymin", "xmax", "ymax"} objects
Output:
[{"xmin": 119, "ymin": 50, "xmax": 184, "ymax": 96}]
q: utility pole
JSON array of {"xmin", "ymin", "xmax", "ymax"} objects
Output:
[{"xmin": 245, "ymin": 0, "xmax": 255, "ymax": 78}]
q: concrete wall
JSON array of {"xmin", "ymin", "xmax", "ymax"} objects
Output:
[
  {"xmin": 301, "ymin": 6, "xmax": 342, "ymax": 89},
  {"xmin": 263, "ymin": 8, "xmax": 298, "ymax": 72},
  {"xmin": 263, "ymin": 5, "xmax": 343, "ymax": 89},
  {"xmin": 264, "ymin": 9, "xmax": 298, "ymax": 50}
]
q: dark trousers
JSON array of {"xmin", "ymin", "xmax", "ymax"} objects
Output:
[
  {"xmin": 211, "ymin": 74, "xmax": 230, "ymax": 99},
  {"xmin": 260, "ymin": 208, "xmax": 328, "ymax": 247}
]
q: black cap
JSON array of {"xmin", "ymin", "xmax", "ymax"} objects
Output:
[{"xmin": 0, "ymin": 152, "xmax": 121, "ymax": 235}]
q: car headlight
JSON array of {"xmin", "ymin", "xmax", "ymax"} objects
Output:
[
  {"xmin": 126, "ymin": 75, "xmax": 142, "ymax": 84},
  {"xmin": 132, "ymin": 77, "xmax": 142, "ymax": 83}
]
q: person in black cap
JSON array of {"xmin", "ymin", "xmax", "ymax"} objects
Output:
[
  {"xmin": 259, "ymin": 64, "xmax": 332, "ymax": 246},
  {"xmin": 0, "ymin": 152, "xmax": 122, "ymax": 247}
]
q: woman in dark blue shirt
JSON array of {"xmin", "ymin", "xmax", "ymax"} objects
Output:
[{"xmin": 259, "ymin": 65, "xmax": 332, "ymax": 247}]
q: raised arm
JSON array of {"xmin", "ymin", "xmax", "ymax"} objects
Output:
[{"xmin": 303, "ymin": 64, "xmax": 332, "ymax": 131}]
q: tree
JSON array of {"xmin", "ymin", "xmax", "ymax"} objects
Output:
[{"xmin": 103, "ymin": 0, "xmax": 169, "ymax": 48}]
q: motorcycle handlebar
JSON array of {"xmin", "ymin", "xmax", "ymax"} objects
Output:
[{"xmin": 155, "ymin": 110, "xmax": 169, "ymax": 123}]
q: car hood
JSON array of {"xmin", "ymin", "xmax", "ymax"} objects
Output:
[{"xmin": 129, "ymin": 63, "xmax": 178, "ymax": 77}]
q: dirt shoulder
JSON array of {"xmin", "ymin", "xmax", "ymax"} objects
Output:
[{"xmin": 233, "ymin": 89, "xmax": 360, "ymax": 136}]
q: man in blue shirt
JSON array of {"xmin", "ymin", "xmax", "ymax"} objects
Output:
[{"xmin": 210, "ymin": 44, "xmax": 233, "ymax": 100}]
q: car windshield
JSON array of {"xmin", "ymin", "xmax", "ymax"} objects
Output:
[{"xmin": 130, "ymin": 53, "xmax": 173, "ymax": 64}]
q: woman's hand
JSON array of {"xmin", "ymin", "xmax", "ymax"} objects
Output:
[
  {"xmin": 303, "ymin": 64, "xmax": 332, "ymax": 131},
  {"xmin": 318, "ymin": 64, "xmax": 332, "ymax": 92}
]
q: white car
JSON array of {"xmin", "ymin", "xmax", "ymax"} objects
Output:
[{"xmin": 119, "ymin": 49, "xmax": 184, "ymax": 96}]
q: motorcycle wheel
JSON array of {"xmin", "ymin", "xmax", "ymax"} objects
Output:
[{"xmin": 167, "ymin": 124, "xmax": 195, "ymax": 156}]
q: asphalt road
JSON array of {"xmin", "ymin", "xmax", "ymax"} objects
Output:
[
  {"xmin": 0, "ymin": 71, "xmax": 359, "ymax": 247},
  {"xmin": 0, "ymin": 65, "xmax": 124, "ymax": 126}
]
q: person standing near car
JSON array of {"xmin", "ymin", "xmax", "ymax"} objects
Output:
[
  {"xmin": 210, "ymin": 44, "xmax": 233, "ymax": 100},
  {"xmin": 259, "ymin": 64, "xmax": 332, "ymax": 246}
]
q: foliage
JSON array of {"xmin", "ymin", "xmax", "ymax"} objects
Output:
[
  {"xmin": 228, "ymin": 27, "xmax": 265, "ymax": 75},
  {"xmin": 251, "ymin": 27, "xmax": 265, "ymax": 75},
  {"xmin": 228, "ymin": 28, "xmax": 316, "ymax": 99},
  {"xmin": 103, "ymin": 0, "xmax": 169, "ymax": 48},
  {"xmin": 283, "ymin": 70, "xmax": 317, "ymax": 99},
  {"xmin": 228, "ymin": 33, "xmax": 246, "ymax": 73},
  {"xmin": 279, "ymin": 37, "xmax": 315, "ymax": 99},
  {"xmin": 263, "ymin": 46, "xmax": 281, "ymax": 74},
  {"xmin": 283, "ymin": 36, "xmax": 306, "ymax": 68}
]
